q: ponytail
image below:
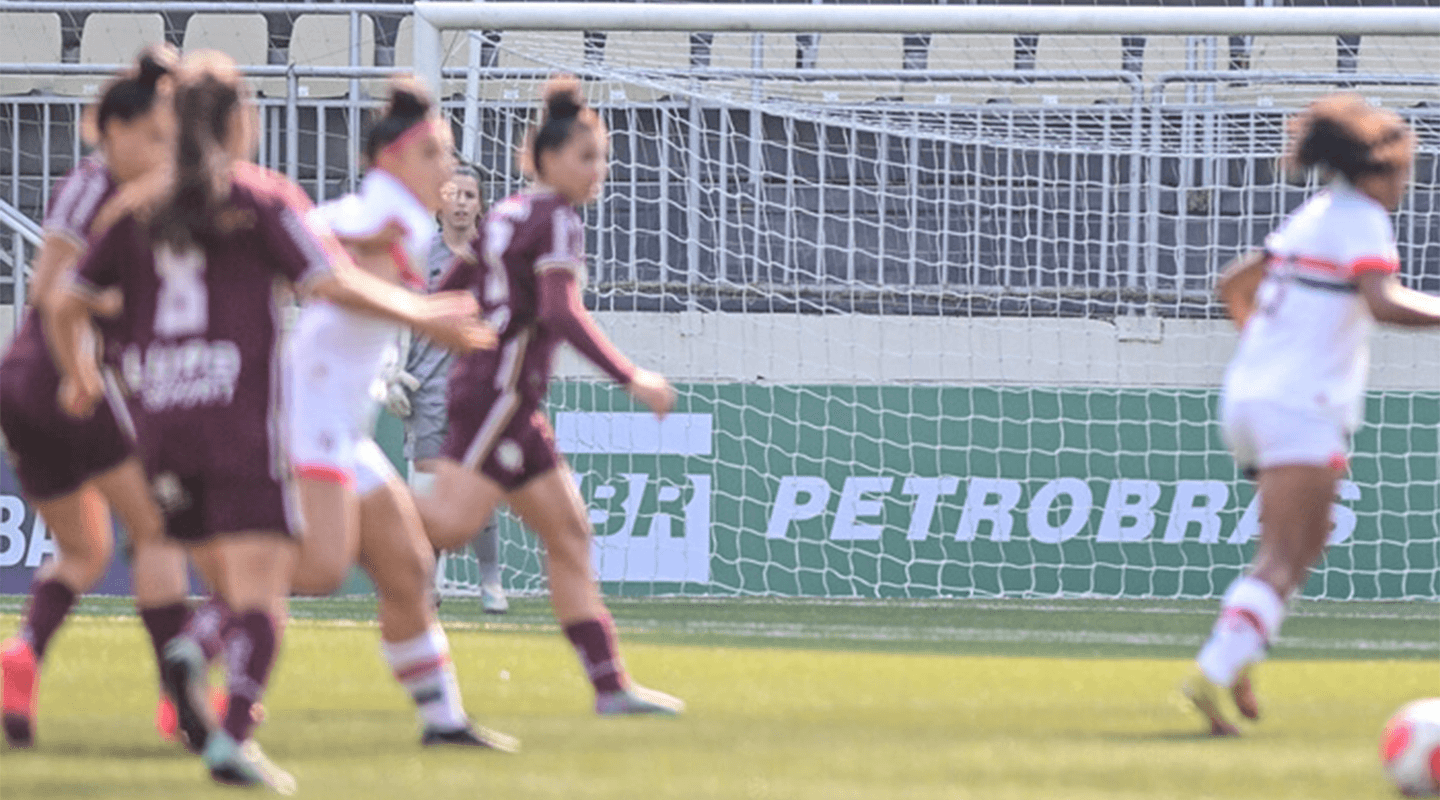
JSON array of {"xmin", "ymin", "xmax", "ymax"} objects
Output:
[
  {"xmin": 1284, "ymin": 93, "xmax": 1413, "ymax": 184},
  {"xmin": 92, "ymin": 43, "xmax": 177, "ymax": 137},
  {"xmin": 523, "ymin": 75, "xmax": 601, "ymax": 178},
  {"xmin": 151, "ymin": 51, "xmax": 245, "ymax": 250},
  {"xmin": 365, "ymin": 77, "xmax": 436, "ymax": 164}
]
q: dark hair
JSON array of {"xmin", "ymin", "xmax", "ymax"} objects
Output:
[
  {"xmin": 151, "ymin": 51, "xmax": 245, "ymax": 250},
  {"xmin": 94, "ymin": 44, "xmax": 176, "ymax": 135},
  {"xmin": 365, "ymin": 78, "xmax": 435, "ymax": 164},
  {"xmin": 525, "ymin": 76, "xmax": 601, "ymax": 178},
  {"xmin": 452, "ymin": 163, "xmax": 482, "ymax": 183},
  {"xmin": 1284, "ymin": 93, "xmax": 1413, "ymax": 183}
]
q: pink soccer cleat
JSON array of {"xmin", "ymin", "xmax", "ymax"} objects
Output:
[{"xmin": 2, "ymin": 637, "xmax": 38, "ymax": 747}]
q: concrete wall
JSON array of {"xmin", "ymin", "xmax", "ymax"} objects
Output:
[{"xmin": 559, "ymin": 312, "xmax": 1440, "ymax": 391}]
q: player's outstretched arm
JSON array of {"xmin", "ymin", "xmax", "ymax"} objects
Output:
[
  {"xmin": 1216, "ymin": 249, "xmax": 1267, "ymax": 330},
  {"xmin": 1357, "ymin": 272, "xmax": 1440, "ymax": 327},
  {"xmin": 535, "ymin": 267, "xmax": 675, "ymax": 419},
  {"xmin": 307, "ymin": 258, "xmax": 495, "ymax": 353}
]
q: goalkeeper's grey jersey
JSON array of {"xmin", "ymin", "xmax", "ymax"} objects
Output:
[{"xmin": 403, "ymin": 234, "xmax": 463, "ymax": 397}]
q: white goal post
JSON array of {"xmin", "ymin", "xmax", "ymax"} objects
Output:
[{"xmin": 411, "ymin": 2, "xmax": 1440, "ymax": 601}]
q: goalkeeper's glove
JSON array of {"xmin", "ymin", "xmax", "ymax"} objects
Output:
[{"xmin": 379, "ymin": 369, "xmax": 421, "ymax": 418}]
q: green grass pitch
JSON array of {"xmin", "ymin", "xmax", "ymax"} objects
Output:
[{"xmin": 0, "ymin": 595, "xmax": 1435, "ymax": 799}]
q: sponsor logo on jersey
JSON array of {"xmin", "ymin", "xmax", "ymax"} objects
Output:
[{"xmin": 121, "ymin": 339, "xmax": 242, "ymax": 413}]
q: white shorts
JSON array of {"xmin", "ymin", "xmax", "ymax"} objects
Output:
[
  {"xmin": 285, "ymin": 345, "xmax": 397, "ymax": 496},
  {"xmin": 1220, "ymin": 398, "xmax": 1350, "ymax": 477}
]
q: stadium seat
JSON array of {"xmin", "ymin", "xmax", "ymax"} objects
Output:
[
  {"xmin": 904, "ymin": 34, "xmax": 1015, "ymax": 106},
  {"xmin": 288, "ymin": 13, "xmax": 375, "ymax": 99},
  {"xmin": 1227, "ymin": 36, "xmax": 1341, "ymax": 106},
  {"xmin": 596, "ymin": 32, "xmax": 693, "ymax": 104},
  {"xmin": 778, "ymin": 33, "xmax": 906, "ymax": 104},
  {"xmin": 1356, "ymin": 36, "xmax": 1440, "ymax": 106},
  {"xmin": 183, "ymin": 14, "xmax": 271, "ymax": 97},
  {"xmin": 1142, "ymin": 36, "xmax": 1211, "ymax": 103},
  {"xmin": 392, "ymin": 15, "xmax": 471, "ymax": 98},
  {"xmin": 60, "ymin": 13, "xmax": 165, "ymax": 97},
  {"xmin": 480, "ymin": 30, "xmax": 587, "ymax": 104},
  {"xmin": 1032, "ymin": 35, "xmax": 1131, "ymax": 104},
  {"xmin": 706, "ymin": 33, "xmax": 798, "ymax": 102},
  {"xmin": 0, "ymin": 14, "xmax": 63, "ymax": 96}
]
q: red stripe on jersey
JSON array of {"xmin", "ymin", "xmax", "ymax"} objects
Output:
[
  {"xmin": 294, "ymin": 464, "xmax": 355, "ymax": 487},
  {"xmin": 389, "ymin": 240, "xmax": 425, "ymax": 290},
  {"xmin": 1349, "ymin": 256, "xmax": 1399, "ymax": 276},
  {"xmin": 1291, "ymin": 254, "xmax": 1344, "ymax": 274}
]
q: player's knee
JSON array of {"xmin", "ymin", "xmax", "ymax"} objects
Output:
[
  {"xmin": 67, "ymin": 534, "xmax": 114, "ymax": 588},
  {"xmin": 376, "ymin": 553, "xmax": 433, "ymax": 607},
  {"xmin": 292, "ymin": 555, "xmax": 349, "ymax": 596},
  {"xmin": 425, "ymin": 507, "xmax": 475, "ymax": 551}
]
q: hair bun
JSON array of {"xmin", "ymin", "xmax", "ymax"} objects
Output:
[
  {"xmin": 135, "ymin": 44, "xmax": 178, "ymax": 88},
  {"xmin": 1297, "ymin": 110, "xmax": 1367, "ymax": 175},
  {"xmin": 542, "ymin": 76, "xmax": 585, "ymax": 122},
  {"xmin": 387, "ymin": 79, "xmax": 433, "ymax": 122}
]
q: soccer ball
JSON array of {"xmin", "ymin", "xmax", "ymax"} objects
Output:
[{"xmin": 1382, "ymin": 699, "xmax": 1440, "ymax": 797}]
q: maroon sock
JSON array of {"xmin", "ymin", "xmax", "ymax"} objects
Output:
[
  {"xmin": 563, "ymin": 616, "xmax": 627, "ymax": 694},
  {"xmin": 221, "ymin": 610, "xmax": 278, "ymax": 742},
  {"xmin": 23, "ymin": 579, "xmax": 77, "ymax": 661},
  {"xmin": 138, "ymin": 602, "xmax": 191, "ymax": 670},
  {"xmin": 189, "ymin": 596, "xmax": 231, "ymax": 661}
]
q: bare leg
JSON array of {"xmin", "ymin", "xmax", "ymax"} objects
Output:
[
  {"xmin": 290, "ymin": 477, "xmax": 360, "ymax": 596},
  {"xmin": 508, "ymin": 465, "xmax": 683, "ymax": 715}
]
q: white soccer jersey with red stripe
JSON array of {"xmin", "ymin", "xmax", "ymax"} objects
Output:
[{"xmin": 1223, "ymin": 181, "xmax": 1401, "ymax": 432}]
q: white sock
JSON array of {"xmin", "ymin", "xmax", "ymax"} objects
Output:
[
  {"xmin": 1196, "ymin": 576, "xmax": 1286, "ymax": 687},
  {"xmin": 381, "ymin": 626, "xmax": 468, "ymax": 731}
]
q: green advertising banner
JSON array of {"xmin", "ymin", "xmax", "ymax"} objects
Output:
[{"xmin": 479, "ymin": 384, "xmax": 1438, "ymax": 600}]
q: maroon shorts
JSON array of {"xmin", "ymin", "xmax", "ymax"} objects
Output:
[
  {"xmin": 442, "ymin": 389, "xmax": 560, "ymax": 492},
  {"xmin": 149, "ymin": 470, "xmax": 299, "ymax": 544},
  {"xmin": 0, "ymin": 354, "xmax": 135, "ymax": 501}
]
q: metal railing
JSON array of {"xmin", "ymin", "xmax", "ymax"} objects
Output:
[{"xmin": 0, "ymin": 3, "xmax": 1436, "ymax": 323}]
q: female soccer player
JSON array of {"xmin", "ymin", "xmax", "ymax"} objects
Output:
[
  {"xmin": 0, "ymin": 46, "xmax": 198, "ymax": 748},
  {"xmin": 1183, "ymin": 93, "xmax": 1440, "ymax": 736},
  {"xmin": 47, "ymin": 51, "xmax": 489, "ymax": 789},
  {"xmin": 285, "ymin": 81, "xmax": 513, "ymax": 750},
  {"xmin": 418, "ymin": 77, "xmax": 683, "ymax": 716},
  {"xmin": 392, "ymin": 164, "xmax": 508, "ymax": 614}
]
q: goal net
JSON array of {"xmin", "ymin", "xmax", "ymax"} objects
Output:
[
  {"xmin": 425, "ymin": 6, "xmax": 1439, "ymax": 601},
  {"xmin": 0, "ymin": 3, "xmax": 1434, "ymax": 601}
]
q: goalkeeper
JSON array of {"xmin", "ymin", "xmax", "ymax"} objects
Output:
[{"xmin": 386, "ymin": 164, "xmax": 508, "ymax": 613}]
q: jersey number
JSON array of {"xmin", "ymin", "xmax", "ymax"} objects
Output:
[
  {"xmin": 481, "ymin": 215, "xmax": 514, "ymax": 332},
  {"xmin": 154, "ymin": 244, "xmax": 209, "ymax": 337}
]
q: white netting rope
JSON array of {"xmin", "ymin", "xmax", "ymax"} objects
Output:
[{"xmin": 435, "ymin": 29, "xmax": 1438, "ymax": 600}]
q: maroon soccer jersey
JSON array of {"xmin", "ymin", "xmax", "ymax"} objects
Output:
[
  {"xmin": 3, "ymin": 156, "xmax": 116, "ymax": 365},
  {"xmin": 74, "ymin": 163, "xmax": 333, "ymax": 487},
  {"xmin": 440, "ymin": 189, "xmax": 633, "ymax": 489},
  {"xmin": 442, "ymin": 190, "xmax": 588, "ymax": 409},
  {"xmin": 0, "ymin": 157, "xmax": 132, "ymax": 500}
]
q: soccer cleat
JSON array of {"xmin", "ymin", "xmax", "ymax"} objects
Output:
[
  {"xmin": 421, "ymin": 722, "xmax": 520, "ymax": 753},
  {"xmin": 1232, "ymin": 669, "xmax": 1261, "ymax": 722},
  {"xmin": 2, "ymin": 638, "xmax": 38, "ymax": 747},
  {"xmin": 480, "ymin": 582, "xmax": 509, "ymax": 615},
  {"xmin": 596, "ymin": 684, "xmax": 686, "ymax": 717},
  {"xmin": 157, "ymin": 688, "xmax": 236, "ymax": 744},
  {"xmin": 161, "ymin": 636, "xmax": 215, "ymax": 754},
  {"xmin": 1179, "ymin": 669, "xmax": 1241, "ymax": 737},
  {"xmin": 204, "ymin": 731, "xmax": 296, "ymax": 795}
]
